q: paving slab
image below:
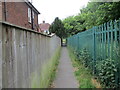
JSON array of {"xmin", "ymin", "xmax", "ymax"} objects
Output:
[{"xmin": 54, "ymin": 47, "xmax": 78, "ymax": 88}]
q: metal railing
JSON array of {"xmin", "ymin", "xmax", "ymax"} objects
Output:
[{"xmin": 67, "ymin": 19, "xmax": 120, "ymax": 87}]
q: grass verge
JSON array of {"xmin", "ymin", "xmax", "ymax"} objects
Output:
[
  {"xmin": 68, "ymin": 47, "xmax": 101, "ymax": 88},
  {"xmin": 31, "ymin": 47, "xmax": 61, "ymax": 88}
]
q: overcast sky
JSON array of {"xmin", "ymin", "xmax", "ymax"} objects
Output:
[{"xmin": 32, "ymin": 0, "xmax": 89, "ymax": 24}]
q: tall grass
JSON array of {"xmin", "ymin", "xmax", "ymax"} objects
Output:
[
  {"xmin": 31, "ymin": 47, "xmax": 61, "ymax": 88},
  {"xmin": 68, "ymin": 47, "xmax": 101, "ymax": 88}
]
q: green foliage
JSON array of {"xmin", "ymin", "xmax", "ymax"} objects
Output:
[
  {"xmin": 49, "ymin": 17, "xmax": 67, "ymax": 38},
  {"xmin": 96, "ymin": 58, "xmax": 118, "ymax": 88},
  {"xmin": 63, "ymin": 16, "xmax": 85, "ymax": 36},
  {"xmin": 69, "ymin": 46, "xmax": 119, "ymax": 88},
  {"xmin": 68, "ymin": 47, "xmax": 96, "ymax": 88},
  {"xmin": 78, "ymin": 48, "xmax": 93, "ymax": 70},
  {"xmin": 63, "ymin": 2, "xmax": 120, "ymax": 36}
]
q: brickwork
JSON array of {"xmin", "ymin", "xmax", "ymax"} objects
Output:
[
  {"xmin": 2, "ymin": 2, "xmax": 39, "ymax": 31},
  {"xmin": 34, "ymin": 12, "xmax": 39, "ymax": 31}
]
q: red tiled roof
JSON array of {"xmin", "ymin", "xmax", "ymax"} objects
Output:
[{"xmin": 39, "ymin": 23, "xmax": 50, "ymax": 31}]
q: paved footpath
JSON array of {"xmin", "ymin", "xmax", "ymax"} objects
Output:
[{"xmin": 54, "ymin": 47, "xmax": 78, "ymax": 88}]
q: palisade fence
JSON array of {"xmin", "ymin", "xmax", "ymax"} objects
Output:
[
  {"xmin": 67, "ymin": 19, "xmax": 120, "ymax": 87},
  {"xmin": 0, "ymin": 21, "xmax": 61, "ymax": 88}
]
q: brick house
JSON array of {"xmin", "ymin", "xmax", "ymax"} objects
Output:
[
  {"xmin": 1, "ymin": 0, "xmax": 40, "ymax": 31},
  {"xmin": 39, "ymin": 21, "xmax": 50, "ymax": 34}
]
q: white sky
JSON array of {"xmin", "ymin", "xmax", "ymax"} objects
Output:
[{"xmin": 32, "ymin": 0, "xmax": 89, "ymax": 24}]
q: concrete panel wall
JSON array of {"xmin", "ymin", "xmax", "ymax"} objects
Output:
[
  {"xmin": 0, "ymin": 23, "xmax": 2, "ymax": 89},
  {"xmin": 1, "ymin": 22, "xmax": 61, "ymax": 88}
]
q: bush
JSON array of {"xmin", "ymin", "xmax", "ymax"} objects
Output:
[
  {"xmin": 96, "ymin": 58, "xmax": 118, "ymax": 88},
  {"xmin": 79, "ymin": 48, "xmax": 93, "ymax": 70},
  {"xmin": 71, "ymin": 46, "xmax": 120, "ymax": 88}
]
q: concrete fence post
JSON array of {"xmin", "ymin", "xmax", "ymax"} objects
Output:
[{"xmin": 0, "ymin": 22, "xmax": 2, "ymax": 89}]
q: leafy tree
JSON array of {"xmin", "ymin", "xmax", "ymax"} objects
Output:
[
  {"xmin": 49, "ymin": 17, "xmax": 67, "ymax": 39},
  {"xmin": 63, "ymin": 1, "xmax": 120, "ymax": 36}
]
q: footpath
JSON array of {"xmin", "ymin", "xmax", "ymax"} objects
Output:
[{"xmin": 53, "ymin": 47, "xmax": 78, "ymax": 88}]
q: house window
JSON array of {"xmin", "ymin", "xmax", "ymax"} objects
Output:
[{"xmin": 28, "ymin": 8, "xmax": 31, "ymax": 23}]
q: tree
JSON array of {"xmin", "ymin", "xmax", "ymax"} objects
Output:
[
  {"xmin": 63, "ymin": 16, "xmax": 77, "ymax": 36},
  {"xmin": 49, "ymin": 17, "xmax": 67, "ymax": 43},
  {"xmin": 63, "ymin": 1, "xmax": 120, "ymax": 36}
]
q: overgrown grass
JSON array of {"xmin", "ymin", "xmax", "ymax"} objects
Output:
[
  {"xmin": 31, "ymin": 47, "xmax": 61, "ymax": 88},
  {"xmin": 68, "ymin": 47, "xmax": 101, "ymax": 88}
]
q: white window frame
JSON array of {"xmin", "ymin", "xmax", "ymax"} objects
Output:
[{"xmin": 28, "ymin": 8, "xmax": 31, "ymax": 23}]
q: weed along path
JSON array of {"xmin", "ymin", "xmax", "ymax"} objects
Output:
[{"xmin": 53, "ymin": 47, "xmax": 78, "ymax": 88}]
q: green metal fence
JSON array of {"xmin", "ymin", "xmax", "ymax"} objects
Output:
[{"xmin": 67, "ymin": 19, "xmax": 120, "ymax": 87}]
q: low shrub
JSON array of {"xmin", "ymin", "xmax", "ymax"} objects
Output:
[
  {"xmin": 78, "ymin": 48, "xmax": 93, "ymax": 70},
  {"xmin": 69, "ymin": 46, "xmax": 120, "ymax": 88},
  {"xmin": 96, "ymin": 58, "xmax": 118, "ymax": 88}
]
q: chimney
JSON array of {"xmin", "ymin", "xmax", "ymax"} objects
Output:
[{"xmin": 43, "ymin": 21, "xmax": 45, "ymax": 23}]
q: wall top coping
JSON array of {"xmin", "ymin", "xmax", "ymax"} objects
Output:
[{"xmin": 0, "ymin": 21, "xmax": 56, "ymax": 38}]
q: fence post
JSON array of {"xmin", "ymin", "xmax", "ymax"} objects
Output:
[
  {"xmin": 119, "ymin": 18, "xmax": 120, "ymax": 87},
  {"xmin": 114, "ymin": 19, "xmax": 119, "ymax": 87},
  {"xmin": 93, "ymin": 27, "xmax": 96, "ymax": 75},
  {"xmin": 0, "ymin": 23, "xmax": 2, "ymax": 89},
  {"xmin": 107, "ymin": 21, "xmax": 112, "ymax": 59},
  {"xmin": 78, "ymin": 35, "xmax": 79, "ymax": 52}
]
